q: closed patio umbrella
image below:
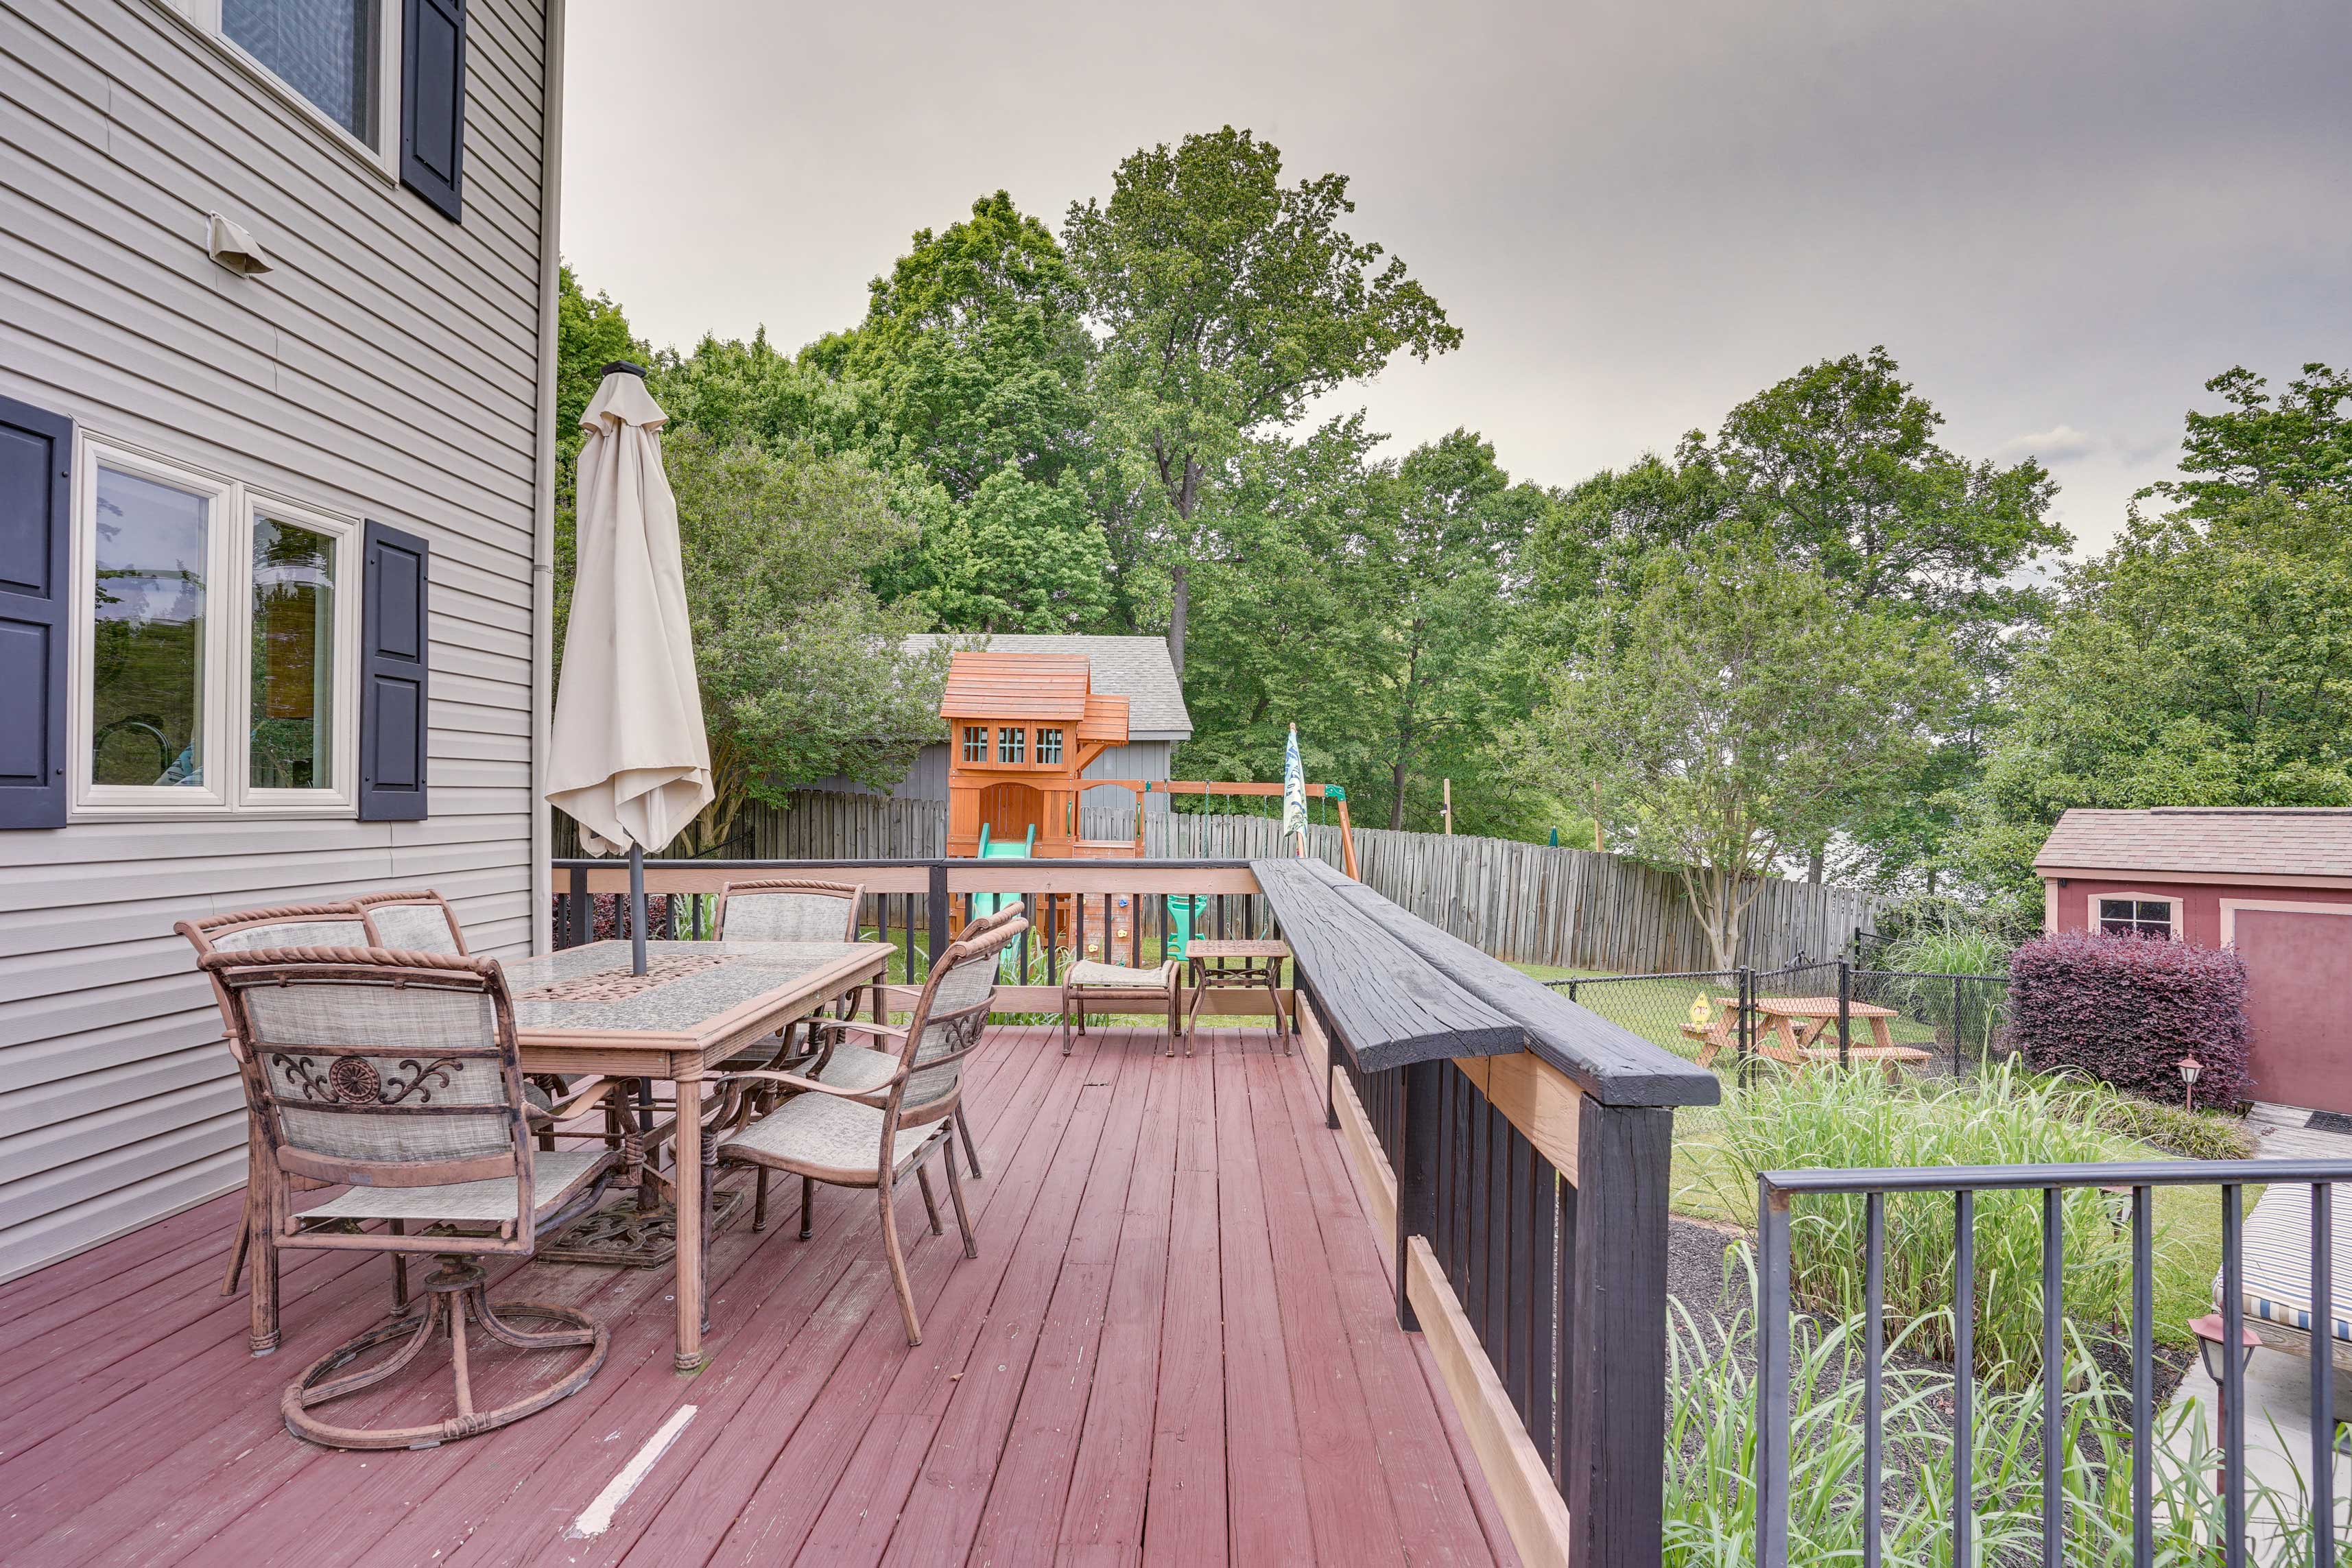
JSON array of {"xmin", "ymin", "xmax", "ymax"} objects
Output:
[
  {"xmin": 545, "ymin": 362, "xmax": 711, "ymax": 973},
  {"xmin": 1281, "ymin": 724, "xmax": 1308, "ymax": 854}
]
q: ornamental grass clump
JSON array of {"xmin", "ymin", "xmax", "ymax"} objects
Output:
[
  {"xmin": 1665, "ymin": 1268, "xmax": 2323, "ymax": 1567},
  {"xmin": 2008, "ymin": 930, "xmax": 2251, "ymax": 1106},
  {"xmin": 1709, "ymin": 1063, "xmax": 2143, "ymax": 1383}
]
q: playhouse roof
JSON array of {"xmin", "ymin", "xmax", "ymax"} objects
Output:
[
  {"xmin": 905, "ymin": 634, "xmax": 1191, "ymax": 741},
  {"xmin": 940, "ymin": 651, "xmax": 1091, "ymax": 721},
  {"xmin": 2034, "ymin": 807, "xmax": 2352, "ymax": 879}
]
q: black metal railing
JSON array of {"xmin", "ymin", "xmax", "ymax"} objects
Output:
[
  {"xmin": 551, "ymin": 857, "xmax": 1287, "ymax": 995},
  {"xmin": 1754, "ymin": 1159, "xmax": 2352, "ymax": 1567}
]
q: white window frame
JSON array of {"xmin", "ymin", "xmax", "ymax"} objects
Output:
[
  {"xmin": 70, "ymin": 435, "xmax": 364, "ymax": 821},
  {"xmin": 2091, "ymin": 890, "xmax": 2181, "ymax": 941},
  {"xmin": 151, "ymin": 0, "xmax": 403, "ymax": 179}
]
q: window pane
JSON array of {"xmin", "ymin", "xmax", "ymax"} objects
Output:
[
  {"xmin": 91, "ymin": 466, "xmax": 209, "ymax": 787},
  {"xmin": 2137, "ymin": 901, "xmax": 2171, "ymax": 925},
  {"xmin": 2097, "ymin": 900, "xmax": 2133, "ymax": 923},
  {"xmin": 1037, "ymin": 728, "xmax": 1062, "ymax": 765},
  {"xmin": 250, "ymin": 517, "xmax": 335, "ymax": 789},
  {"xmin": 963, "ymin": 725, "xmax": 987, "ymax": 763},
  {"xmin": 224, "ymin": 0, "xmax": 377, "ymax": 141},
  {"xmin": 999, "ymin": 726, "xmax": 1025, "ymax": 764}
]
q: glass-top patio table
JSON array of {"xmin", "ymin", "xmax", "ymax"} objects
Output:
[
  {"xmin": 246, "ymin": 938, "xmax": 893, "ymax": 1373},
  {"xmin": 504, "ymin": 938, "xmax": 893, "ymax": 1369}
]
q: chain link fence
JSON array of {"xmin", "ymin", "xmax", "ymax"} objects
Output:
[{"xmin": 1552, "ymin": 960, "xmax": 2010, "ymax": 1080}]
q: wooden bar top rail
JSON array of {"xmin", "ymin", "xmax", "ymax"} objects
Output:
[{"xmin": 1252, "ymin": 855, "xmax": 1718, "ymax": 1568}]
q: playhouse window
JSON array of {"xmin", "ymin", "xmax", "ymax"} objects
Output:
[
  {"xmin": 998, "ymin": 726, "xmax": 1025, "ymax": 764},
  {"xmin": 1036, "ymin": 727, "xmax": 1063, "ymax": 765},
  {"xmin": 962, "ymin": 725, "xmax": 987, "ymax": 762},
  {"xmin": 2098, "ymin": 898, "xmax": 2176, "ymax": 939}
]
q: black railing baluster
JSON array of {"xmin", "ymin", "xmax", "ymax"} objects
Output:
[
  {"xmin": 1757, "ymin": 1192, "xmax": 1792, "ymax": 1568},
  {"xmin": 2222, "ymin": 1183, "xmax": 2245, "ymax": 1568},
  {"xmin": 1554, "ymin": 1159, "xmax": 1577, "ymax": 1488},
  {"xmin": 1528, "ymin": 1146, "xmax": 1556, "ymax": 1473},
  {"xmin": 1129, "ymin": 894, "xmax": 1140, "ymax": 969},
  {"xmin": 1953, "ymin": 1189, "xmax": 1974, "ymax": 1568},
  {"xmin": 2133, "ymin": 1184, "xmax": 2154, "ymax": 1567},
  {"xmin": 901, "ymin": 892, "xmax": 915, "ymax": 982},
  {"xmin": 1486, "ymin": 1103, "xmax": 1511, "ymax": 1361},
  {"xmin": 1449, "ymin": 1067, "xmax": 1473, "ymax": 1287},
  {"xmin": 1045, "ymin": 892, "xmax": 1058, "ymax": 984},
  {"xmin": 2041, "ymin": 1185, "xmax": 2063, "ymax": 1568},
  {"xmin": 1506, "ymin": 1126, "xmax": 1532, "ymax": 1423},
  {"xmin": 2314, "ymin": 1181, "xmax": 2336, "ymax": 1568},
  {"xmin": 1465, "ymin": 1085, "xmax": 1489, "ymax": 1332},
  {"xmin": 1865, "ymin": 1190, "xmax": 1884, "ymax": 1568}
]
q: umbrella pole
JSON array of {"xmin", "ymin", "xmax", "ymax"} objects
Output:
[{"xmin": 629, "ymin": 842, "xmax": 648, "ymax": 975}]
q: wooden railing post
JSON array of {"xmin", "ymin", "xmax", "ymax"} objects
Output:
[
  {"xmin": 1561, "ymin": 1097, "xmax": 1674, "ymax": 1566},
  {"xmin": 1394, "ymin": 1058, "xmax": 1443, "ymax": 1331}
]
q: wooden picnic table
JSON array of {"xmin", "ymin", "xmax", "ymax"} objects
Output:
[
  {"xmin": 247, "ymin": 938, "xmax": 892, "ymax": 1373},
  {"xmin": 1685, "ymin": 995, "xmax": 1931, "ymax": 1072}
]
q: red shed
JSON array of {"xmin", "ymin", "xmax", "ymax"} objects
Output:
[{"xmin": 2036, "ymin": 807, "xmax": 2352, "ymax": 1112}]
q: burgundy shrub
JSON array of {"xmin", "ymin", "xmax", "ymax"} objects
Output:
[{"xmin": 2006, "ymin": 930, "xmax": 2250, "ymax": 1106}]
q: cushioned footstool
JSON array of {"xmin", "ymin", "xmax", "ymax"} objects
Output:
[{"xmin": 1060, "ymin": 960, "xmax": 1184, "ymax": 1056}]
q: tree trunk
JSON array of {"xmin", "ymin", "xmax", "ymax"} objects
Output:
[
  {"xmin": 1807, "ymin": 847, "xmax": 1824, "ymax": 885},
  {"xmin": 1167, "ymin": 560, "xmax": 1187, "ymax": 679}
]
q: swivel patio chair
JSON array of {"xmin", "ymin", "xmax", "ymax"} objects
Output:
[
  {"xmin": 352, "ymin": 889, "xmax": 469, "ymax": 953},
  {"xmin": 712, "ymin": 914, "xmax": 1025, "ymax": 1345},
  {"xmin": 180, "ymin": 902, "xmax": 372, "ymax": 1303},
  {"xmin": 200, "ymin": 947, "xmax": 632, "ymax": 1447}
]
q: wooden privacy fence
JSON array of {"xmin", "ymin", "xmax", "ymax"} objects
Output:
[{"xmin": 567, "ymin": 790, "xmax": 1878, "ymax": 973}]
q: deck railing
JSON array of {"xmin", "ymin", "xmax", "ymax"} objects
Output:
[
  {"xmin": 1756, "ymin": 1159, "xmax": 2352, "ymax": 1567},
  {"xmin": 555, "ymin": 853, "xmax": 1718, "ymax": 1565}
]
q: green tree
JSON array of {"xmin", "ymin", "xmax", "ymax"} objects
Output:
[
  {"xmin": 2152, "ymin": 361, "xmax": 2352, "ymax": 518},
  {"xmin": 1063, "ymin": 127, "xmax": 1460, "ymax": 674},
  {"xmin": 663, "ymin": 430, "xmax": 947, "ymax": 851},
  {"xmin": 1960, "ymin": 487, "xmax": 2352, "ymax": 915},
  {"xmin": 1530, "ymin": 348, "xmax": 2067, "ymax": 888},
  {"xmin": 1525, "ymin": 545, "xmax": 1964, "ymax": 967},
  {"xmin": 908, "ymin": 466, "xmax": 1114, "ymax": 632}
]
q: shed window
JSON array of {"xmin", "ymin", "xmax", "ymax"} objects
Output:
[
  {"xmin": 1036, "ymin": 727, "xmax": 1063, "ymax": 765},
  {"xmin": 962, "ymin": 725, "xmax": 987, "ymax": 763},
  {"xmin": 2098, "ymin": 898, "xmax": 2176, "ymax": 939},
  {"xmin": 998, "ymin": 726, "xmax": 1025, "ymax": 764}
]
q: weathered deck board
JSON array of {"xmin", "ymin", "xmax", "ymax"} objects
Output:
[{"xmin": 0, "ymin": 1027, "xmax": 1510, "ymax": 1567}]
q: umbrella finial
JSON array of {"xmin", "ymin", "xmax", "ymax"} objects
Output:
[{"xmin": 600, "ymin": 359, "xmax": 648, "ymax": 379}]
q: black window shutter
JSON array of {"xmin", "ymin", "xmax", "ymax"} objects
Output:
[
  {"xmin": 359, "ymin": 521, "xmax": 430, "ymax": 821},
  {"xmin": 400, "ymin": 0, "xmax": 466, "ymax": 222},
  {"xmin": 0, "ymin": 393, "xmax": 71, "ymax": 830}
]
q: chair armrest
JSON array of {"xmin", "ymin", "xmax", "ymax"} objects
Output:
[
  {"xmin": 536, "ymin": 1076, "xmax": 620, "ymax": 1123},
  {"xmin": 709, "ymin": 1067, "xmax": 908, "ymax": 1099}
]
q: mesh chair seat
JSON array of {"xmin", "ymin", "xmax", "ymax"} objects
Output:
[
  {"xmin": 720, "ymin": 1091, "xmax": 944, "ymax": 1178},
  {"xmin": 1066, "ymin": 959, "xmax": 1176, "ymax": 988},
  {"xmin": 297, "ymin": 1148, "xmax": 608, "ymax": 1224}
]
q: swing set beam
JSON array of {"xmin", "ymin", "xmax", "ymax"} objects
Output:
[{"xmin": 1088, "ymin": 779, "xmax": 1359, "ymax": 880}]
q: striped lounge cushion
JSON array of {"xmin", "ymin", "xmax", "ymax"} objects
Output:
[{"xmin": 2230, "ymin": 1180, "xmax": 2352, "ymax": 1344}]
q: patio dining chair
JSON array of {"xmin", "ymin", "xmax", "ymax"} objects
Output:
[
  {"xmin": 180, "ymin": 902, "xmax": 372, "ymax": 1300},
  {"xmin": 352, "ymin": 889, "xmax": 468, "ymax": 953},
  {"xmin": 710, "ymin": 878, "xmax": 870, "ymax": 1080},
  {"xmin": 711, "ymin": 914, "xmax": 1025, "ymax": 1346},
  {"xmin": 200, "ymin": 947, "xmax": 633, "ymax": 1447}
]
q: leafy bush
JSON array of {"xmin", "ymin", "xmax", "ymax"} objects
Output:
[
  {"xmin": 1665, "ymin": 1268, "xmax": 2326, "ymax": 1567},
  {"xmin": 2008, "ymin": 931, "xmax": 2250, "ymax": 1106},
  {"xmin": 1707, "ymin": 1064, "xmax": 2143, "ymax": 1383}
]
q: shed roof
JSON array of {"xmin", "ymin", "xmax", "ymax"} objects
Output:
[
  {"xmin": 904, "ymin": 634, "xmax": 1191, "ymax": 740},
  {"xmin": 2034, "ymin": 808, "xmax": 2352, "ymax": 879}
]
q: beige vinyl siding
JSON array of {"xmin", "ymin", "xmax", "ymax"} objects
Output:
[{"xmin": 0, "ymin": 0, "xmax": 552, "ymax": 1281}]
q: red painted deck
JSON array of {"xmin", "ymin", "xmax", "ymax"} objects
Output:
[{"xmin": 0, "ymin": 1026, "xmax": 1515, "ymax": 1566}]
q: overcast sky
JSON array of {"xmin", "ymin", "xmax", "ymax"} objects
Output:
[{"xmin": 560, "ymin": 0, "xmax": 2351, "ymax": 556}]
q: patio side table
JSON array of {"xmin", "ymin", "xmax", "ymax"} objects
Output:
[{"xmin": 1185, "ymin": 938, "xmax": 1294, "ymax": 1052}]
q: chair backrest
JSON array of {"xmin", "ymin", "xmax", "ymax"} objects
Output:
[
  {"xmin": 894, "ymin": 915, "xmax": 1027, "ymax": 1110},
  {"xmin": 199, "ymin": 949, "xmax": 535, "ymax": 1208},
  {"xmin": 714, "ymin": 879, "xmax": 864, "ymax": 942},
  {"xmin": 178, "ymin": 903, "xmax": 372, "ymax": 1068},
  {"xmin": 353, "ymin": 890, "xmax": 468, "ymax": 954}
]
